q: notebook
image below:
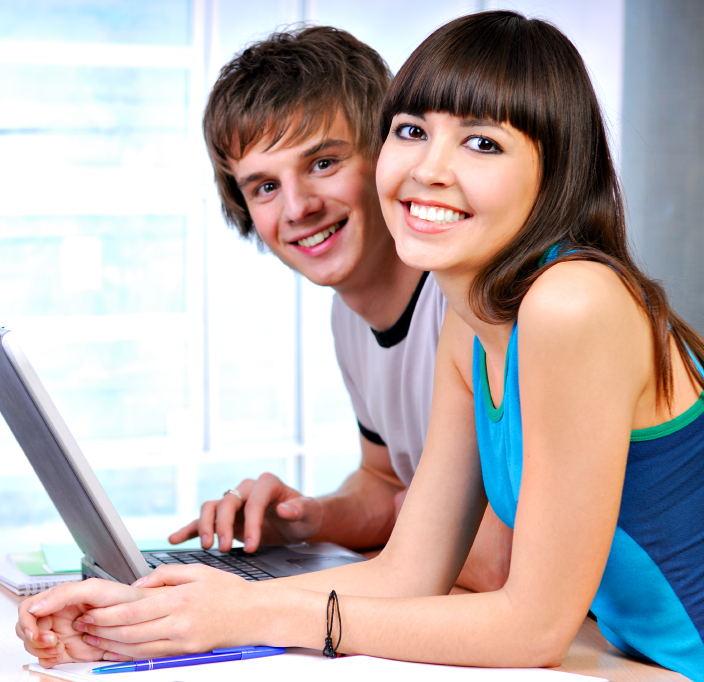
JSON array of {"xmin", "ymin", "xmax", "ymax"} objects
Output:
[
  {"xmin": 0, "ymin": 327, "xmax": 364, "ymax": 586},
  {"xmin": 0, "ymin": 553, "xmax": 80, "ymax": 596}
]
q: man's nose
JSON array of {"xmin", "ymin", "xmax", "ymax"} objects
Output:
[{"xmin": 282, "ymin": 178, "xmax": 323, "ymax": 223}]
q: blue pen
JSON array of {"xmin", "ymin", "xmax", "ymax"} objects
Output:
[{"xmin": 89, "ymin": 646, "xmax": 286, "ymax": 674}]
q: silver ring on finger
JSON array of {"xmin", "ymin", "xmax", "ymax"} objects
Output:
[{"xmin": 224, "ymin": 488, "xmax": 243, "ymax": 502}]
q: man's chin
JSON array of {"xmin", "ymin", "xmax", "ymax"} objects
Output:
[
  {"xmin": 291, "ymin": 261, "xmax": 355, "ymax": 289},
  {"xmin": 304, "ymin": 270, "xmax": 352, "ymax": 289},
  {"xmin": 276, "ymin": 242, "xmax": 359, "ymax": 289}
]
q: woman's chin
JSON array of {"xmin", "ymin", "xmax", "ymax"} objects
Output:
[
  {"xmin": 392, "ymin": 242, "xmax": 435, "ymax": 272},
  {"xmin": 394, "ymin": 247, "xmax": 453, "ymax": 274}
]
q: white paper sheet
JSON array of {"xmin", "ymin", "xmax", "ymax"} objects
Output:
[{"xmin": 29, "ymin": 649, "xmax": 607, "ymax": 682}]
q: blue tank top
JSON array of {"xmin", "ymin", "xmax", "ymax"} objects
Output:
[{"xmin": 473, "ymin": 322, "xmax": 704, "ymax": 682}]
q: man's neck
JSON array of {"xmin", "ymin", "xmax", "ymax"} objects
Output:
[{"xmin": 335, "ymin": 246, "xmax": 425, "ymax": 331}]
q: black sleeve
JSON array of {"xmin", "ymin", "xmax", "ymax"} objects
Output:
[{"xmin": 357, "ymin": 420, "xmax": 386, "ymax": 446}]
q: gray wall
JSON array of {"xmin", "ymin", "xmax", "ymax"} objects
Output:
[{"xmin": 621, "ymin": 0, "xmax": 704, "ymax": 330}]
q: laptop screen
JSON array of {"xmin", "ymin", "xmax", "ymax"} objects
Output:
[{"xmin": 0, "ymin": 329, "xmax": 150, "ymax": 584}]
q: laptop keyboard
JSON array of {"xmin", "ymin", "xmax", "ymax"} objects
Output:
[{"xmin": 142, "ymin": 550, "xmax": 276, "ymax": 581}]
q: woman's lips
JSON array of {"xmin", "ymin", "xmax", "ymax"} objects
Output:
[{"xmin": 403, "ymin": 202, "xmax": 471, "ymax": 234}]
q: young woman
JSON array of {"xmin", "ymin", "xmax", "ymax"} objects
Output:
[{"xmin": 17, "ymin": 12, "xmax": 704, "ymax": 681}]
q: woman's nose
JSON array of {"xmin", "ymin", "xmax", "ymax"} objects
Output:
[{"xmin": 411, "ymin": 146, "xmax": 454, "ymax": 187}]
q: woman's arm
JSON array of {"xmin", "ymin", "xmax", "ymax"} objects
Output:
[
  {"xmin": 260, "ymin": 262, "xmax": 648, "ymax": 667},
  {"xmin": 280, "ymin": 264, "xmax": 647, "ymax": 667},
  {"xmin": 264, "ymin": 263, "xmax": 648, "ymax": 666}
]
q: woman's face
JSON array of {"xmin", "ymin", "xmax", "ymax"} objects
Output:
[{"xmin": 376, "ymin": 112, "xmax": 540, "ymax": 275}]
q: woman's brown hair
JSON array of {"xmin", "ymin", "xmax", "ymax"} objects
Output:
[{"xmin": 380, "ymin": 10, "xmax": 704, "ymax": 408}]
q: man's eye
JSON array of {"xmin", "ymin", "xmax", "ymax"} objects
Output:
[
  {"xmin": 256, "ymin": 182, "xmax": 277, "ymax": 195},
  {"xmin": 395, "ymin": 124, "xmax": 426, "ymax": 140},
  {"xmin": 466, "ymin": 136, "xmax": 502, "ymax": 153},
  {"xmin": 314, "ymin": 159, "xmax": 334, "ymax": 171}
]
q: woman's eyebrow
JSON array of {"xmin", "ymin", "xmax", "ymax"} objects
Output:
[
  {"xmin": 396, "ymin": 113, "xmax": 501, "ymax": 129},
  {"xmin": 461, "ymin": 118, "xmax": 502, "ymax": 129}
]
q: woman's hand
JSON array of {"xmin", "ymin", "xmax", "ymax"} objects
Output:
[
  {"xmin": 71, "ymin": 565, "xmax": 270, "ymax": 659},
  {"xmin": 16, "ymin": 599, "xmax": 106, "ymax": 667},
  {"xmin": 16, "ymin": 579, "xmax": 145, "ymax": 668}
]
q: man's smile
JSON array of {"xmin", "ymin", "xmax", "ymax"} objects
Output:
[{"xmin": 291, "ymin": 219, "xmax": 348, "ymax": 248}]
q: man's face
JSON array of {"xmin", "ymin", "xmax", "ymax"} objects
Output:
[{"xmin": 230, "ymin": 111, "xmax": 390, "ymax": 290}]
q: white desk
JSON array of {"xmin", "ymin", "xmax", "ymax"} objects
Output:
[{"xmin": 0, "ymin": 585, "xmax": 690, "ymax": 682}]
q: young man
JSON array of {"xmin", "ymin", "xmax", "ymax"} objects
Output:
[{"xmin": 169, "ymin": 26, "xmax": 511, "ymax": 591}]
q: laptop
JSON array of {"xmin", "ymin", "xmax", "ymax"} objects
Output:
[{"xmin": 0, "ymin": 328, "xmax": 365, "ymax": 585}]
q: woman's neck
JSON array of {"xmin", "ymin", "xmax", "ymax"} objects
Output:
[{"xmin": 434, "ymin": 269, "xmax": 514, "ymax": 361}]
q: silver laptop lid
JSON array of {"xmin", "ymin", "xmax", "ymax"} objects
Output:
[{"xmin": 0, "ymin": 329, "xmax": 150, "ymax": 584}]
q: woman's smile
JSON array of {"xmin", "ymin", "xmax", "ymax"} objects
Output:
[{"xmin": 403, "ymin": 200, "xmax": 471, "ymax": 233}]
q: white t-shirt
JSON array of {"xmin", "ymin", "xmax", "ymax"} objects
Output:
[{"xmin": 331, "ymin": 272, "xmax": 447, "ymax": 487}]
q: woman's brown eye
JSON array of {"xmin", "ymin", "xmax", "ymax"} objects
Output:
[
  {"xmin": 467, "ymin": 136, "xmax": 500, "ymax": 153},
  {"xmin": 409, "ymin": 126, "xmax": 423, "ymax": 138}
]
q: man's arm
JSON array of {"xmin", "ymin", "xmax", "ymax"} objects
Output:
[
  {"xmin": 168, "ymin": 434, "xmax": 405, "ymax": 552},
  {"xmin": 307, "ymin": 435, "xmax": 406, "ymax": 548}
]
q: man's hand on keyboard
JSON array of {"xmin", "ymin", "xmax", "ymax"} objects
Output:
[{"xmin": 168, "ymin": 473, "xmax": 323, "ymax": 553}]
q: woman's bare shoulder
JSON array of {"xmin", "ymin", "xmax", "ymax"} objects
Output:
[
  {"xmin": 519, "ymin": 260, "xmax": 646, "ymax": 338},
  {"xmin": 518, "ymin": 260, "xmax": 652, "ymax": 389}
]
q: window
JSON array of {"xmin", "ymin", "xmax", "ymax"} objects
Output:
[{"xmin": 0, "ymin": 0, "xmax": 357, "ymax": 550}]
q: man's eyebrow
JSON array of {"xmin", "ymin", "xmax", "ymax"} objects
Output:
[
  {"xmin": 236, "ymin": 172, "xmax": 267, "ymax": 190},
  {"xmin": 300, "ymin": 138, "xmax": 351, "ymax": 159}
]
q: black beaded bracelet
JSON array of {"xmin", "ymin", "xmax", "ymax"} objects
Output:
[{"xmin": 322, "ymin": 590, "xmax": 342, "ymax": 658}]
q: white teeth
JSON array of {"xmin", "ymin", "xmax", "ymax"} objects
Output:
[
  {"xmin": 296, "ymin": 222, "xmax": 341, "ymax": 247},
  {"xmin": 409, "ymin": 202, "xmax": 466, "ymax": 225}
]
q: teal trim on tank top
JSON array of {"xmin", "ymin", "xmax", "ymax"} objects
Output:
[
  {"xmin": 538, "ymin": 243, "xmax": 561, "ymax": 267},
  {"xmin": 477, "ymin": 325, "xmax": 704, "ymax": 440},
  {"xmin": 478, "ymin": 342, "xmax": 510, "ymax": 422},
  {"xmin": 630, "ymin": 392, "xmax": 704, "ymax": 442}
]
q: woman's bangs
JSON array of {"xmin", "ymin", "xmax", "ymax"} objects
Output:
[
  {"xmin": 381, "ymin": 14, "xmax": 544, "ymax": 143},
  {"xmin": 398, "ymin": 65, "xmax": 531, "ymax": 131}
]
